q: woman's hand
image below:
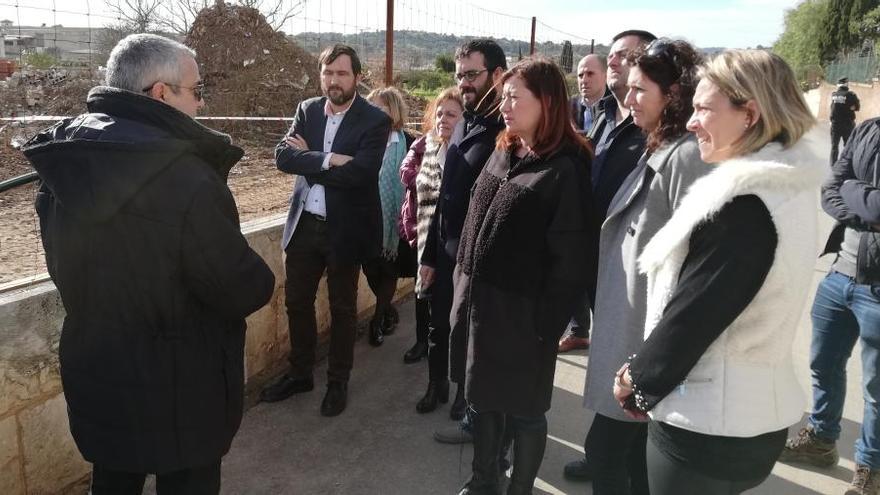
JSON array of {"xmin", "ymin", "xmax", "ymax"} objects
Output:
[
  {"xmin": 613, "ymin": 363, "xmax": 649, "ymax": 421},
  {"xmin": 419, "ymin": 265, "xmax": 435, "ymax": 290}
]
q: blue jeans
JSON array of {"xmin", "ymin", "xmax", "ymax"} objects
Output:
[{"xmin": 809, "ymin": 271, "xmax": 880, "ymax": 468}]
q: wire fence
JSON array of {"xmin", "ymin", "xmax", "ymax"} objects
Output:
[
  {"xmin": 0, "ymin": 0, "xmax": 601, "ymax": 286},
  {"xmin": 825, "ymin": 52, "xmax": 880, "ymax": 84}
]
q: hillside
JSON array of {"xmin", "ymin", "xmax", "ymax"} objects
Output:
[{"xmin": 289, "ymin": 30, "xmax": 606, "ymax": 70}]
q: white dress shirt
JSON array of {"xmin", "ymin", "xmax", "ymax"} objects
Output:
[{"xmin": 303, "ymin": 97, "xmax": 355, "ymax": 217}]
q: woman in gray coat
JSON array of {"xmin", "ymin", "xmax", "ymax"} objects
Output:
[{"xmin": 580, "ymin": 39, "xmax": 711, "ymax": 495}]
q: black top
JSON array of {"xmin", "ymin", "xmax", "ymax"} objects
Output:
[{"xmin": 629, "ymin": 194, "xmax": 778, "ymax": 410}]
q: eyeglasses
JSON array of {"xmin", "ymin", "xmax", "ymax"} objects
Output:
[
  {"xmin": 455, "ymin": 69, "xmax": 488, "ymax": 82},
  {"xmin": 142, "ymin": 81, "xmax": 206, "ymax": 101}
]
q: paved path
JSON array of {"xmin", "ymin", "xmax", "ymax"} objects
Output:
[{"xmin": 217, "ymin": 131, "xmax": 864, "ymax": 494}]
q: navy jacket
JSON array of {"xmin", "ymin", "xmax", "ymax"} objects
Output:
[
  {"xmin": 822, "ymin": 117, "xmax": 880, "ymax": 285},
  {"xmin": 275, "ymin": 94, "xmax": 391, "ymax": 262}
]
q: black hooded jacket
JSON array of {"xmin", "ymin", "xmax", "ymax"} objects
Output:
[{"xmin": 23, "ymin": 87, "xmax": 275, "ymax": 473}]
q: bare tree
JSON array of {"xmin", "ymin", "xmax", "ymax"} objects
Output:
[
  {"xmin": 237, "ymin": 0, "xmax": 305, "ymax": 32},
  {"xmin": 155, "ymin": 0, "xmax": 304, "ymax": 34},
  {"xmin": 105, "ymin": 0, "xmax": 163, "ymax": 32},
  {"xmin": 158, "ymin": 0, "xmax": 211, "ymax": 35}
]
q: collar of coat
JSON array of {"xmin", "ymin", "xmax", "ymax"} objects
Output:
[{"xmin": 637, "ymin": 127, "xmax": 826, "ymax": 274}]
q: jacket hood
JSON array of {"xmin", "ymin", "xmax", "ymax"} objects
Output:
[
  {"xmin": 22, "ymin": 87, "xmax": 243, "ymax": 224},
  {"xmin": 638, "ymin": 126, "xmax": 827, "ymax": 274}
]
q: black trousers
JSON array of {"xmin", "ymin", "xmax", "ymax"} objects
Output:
[
  {"xmin": 587, "ymin": 413, "xmax": 649, "ymax": 495},
  {"xmin": 285, "ymin": 213, "xmax": 360, "ymax": 383},
  {"xmin": 646, "ymin": 438, "xmax": 768, "ymax": 495},
  {"xmin": 830, "ymin": 123, "xmax": 854, "ymax": 165},
  {"xmin": 428, "ymin": 251, "xmax": 454, "ymax": 382},
  {"xmin": 90, "ymin": 461, "xmax": 221, "ymax": 495},
  {"xmin": 362, "ymin": 255, "xmax": 399, "ymax": 322}
]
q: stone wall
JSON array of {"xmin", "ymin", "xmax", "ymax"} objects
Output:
[{"xmin": 0, "ymin": 215, "xmax": 413, "ymax": 494}]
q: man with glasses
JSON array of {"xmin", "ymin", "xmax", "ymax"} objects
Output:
[
  {"xmin": 261, "ymin": 44, "xmax": 391, "ymax": 417},
  {"xmin": 563, "ymin": 29, "xmax": 657, "ymax": 495},
  {"xmin": 23, "ymin": 33, "xmax": 275, "ymax": 493},
  {"xmin": 420, "ymin": 38, "xmax": 506, "ymax": 441}
]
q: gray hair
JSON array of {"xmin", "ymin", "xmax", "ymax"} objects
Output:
[{"xmin": 105, "ymin": 33, "xmax": 197, "ymax": 93}]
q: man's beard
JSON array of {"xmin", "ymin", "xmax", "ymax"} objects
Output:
[
  {"xmin": 325, "ymin": 84, "xmax": 356, "ymax": 106},
  {"xmin": 463, "ymin": 82, "xmax": 495, "ymax": 114}
]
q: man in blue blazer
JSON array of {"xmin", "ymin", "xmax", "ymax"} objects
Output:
[{"xmin": 261, "ymin": 44, "xmax": 391, "ymax": 417}]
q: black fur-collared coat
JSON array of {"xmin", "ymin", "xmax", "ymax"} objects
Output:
[{"xmin": 449, "ymin": 143, "xmax": 598, "ymax": 416}]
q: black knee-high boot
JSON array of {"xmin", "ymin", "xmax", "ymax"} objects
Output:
[
  {"xmin": 404, "ymin": 297, "xmax": 430, "ymax": 363},
  {"xmin": 507, "ymin": 415, "xmax": 548, "ymax": 495},
  {"xmin": 459, "ymin": 410, "xmax": 505, "ymax": 495}
]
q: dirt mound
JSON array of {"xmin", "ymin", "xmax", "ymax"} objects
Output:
[{"xmin": 186, "ymin": 2, "xmax": 321, "ymax": 122}]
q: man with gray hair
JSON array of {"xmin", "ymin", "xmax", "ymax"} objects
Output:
[{"xmin": 22, "ymin": 33, "xmax": 274, "ymax": 493}]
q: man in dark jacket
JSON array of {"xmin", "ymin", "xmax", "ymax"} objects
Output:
[
  {"xmin": 570, "ymin": 54, "xmax": 608, "ymax": 137},
  {"xmin": 420, "ymin": 38, "xmax": 507, "ymax": 432},
  {"xmin": 780, "ymin": 118, "xmax": 880, "ymax": 495},
  {"xmin": 22, "ymin": 33, "xmax": 275, "ymax": 493},
  {"xmin": 260, "ymin": 44, "xmax": 391, "ymax": 417},
  {"xmin": 562, "ymin": 29, "xmax": 656, "ymax": 493},
  {"xmin": 830, "ymin": 77, "xmax": 861, "ymax": 165}
]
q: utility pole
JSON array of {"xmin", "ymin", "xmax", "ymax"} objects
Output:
[
  {"xmin": 529, "ymin": 17, "xmax": 536, "ymax": 55},
  {"xmin": 385, "ymin": 0, "xmax": 393, "ymax": 86}
]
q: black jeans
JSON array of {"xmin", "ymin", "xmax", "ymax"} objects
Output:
[
  {"xmin": 285, "ymin": 213, "xmax": 360, "ymax": 383},
  {"xmin": 587, "ymin": 413, "xmax": 649, "ymax": 495},
  {"xmin": 90, "ymin": 461, "xmax": 221, "ymax": 495}
]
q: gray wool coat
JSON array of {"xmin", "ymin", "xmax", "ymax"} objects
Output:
[{"xmin": 583, "ymin": 133, "xmax": 711, "ymax": 421}]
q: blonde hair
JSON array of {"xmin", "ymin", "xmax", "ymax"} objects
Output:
[
  {"xmin": 423, "ymin": 86, "xmax": 464, "ymax": 137},
  {"xmin": 699, "ymin": 50, "xmax": 815, "ymax": 156},
  {"xmin": 367, "ymin": 86, "xmax": 408, "ymax": 130}
]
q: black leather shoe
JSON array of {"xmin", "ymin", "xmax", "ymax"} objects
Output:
[
  {"xmin": 403, "ymin": 340, "xmax": 428, "ymax": 363},
  {"xmin": 449, "ymin": 383, "xmax": 467, "ymax": 421},
  {"xmin": 320, "ymin": 381, "xmax": 348, "ymax": 417},
  {"xmin": 416, "ymin": 380, "xmax": 449, "ymax": 413},
  {"xmin": 382, "ymin": 307, "xmax": 399, "ymax": 335},
  {"xmin": 563, "ymin": 458, "xmax": 594, "ymax": 481},
  {"xmin": 369, "ymin": 319, "xmax": 384, "ymax": 347},
  {"xmin": 259, "ymin": 373, "xmax": 313, "ymax": 403}
]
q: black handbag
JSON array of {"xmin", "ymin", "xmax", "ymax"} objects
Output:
[{"xmin": 396, "ymin": 239, "xmax": 418, "ymax": 278}]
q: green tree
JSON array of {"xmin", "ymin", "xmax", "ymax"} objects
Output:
[
  {"xmin": 24, "ymin": 51, "xmax": 58, "ymax": 69},
  {"xmin": 774, "ymin": 0, "xmax": 830, "ymax": 82},
  {"xmin": 434, "ymin": 53, "xmax": 455, "ymax": 73},
  {"xmin": 818, "ymin": 0, "xmax": 879, "ymax": 61}
]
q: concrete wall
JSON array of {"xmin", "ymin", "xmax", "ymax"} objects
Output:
[
  {"xmin": 808, "ymin": 81, "xmax": 880, "ymax": 123},
  {"xmin": 0, "ymin": 214, "xmax": 413, "ymax": 494}
]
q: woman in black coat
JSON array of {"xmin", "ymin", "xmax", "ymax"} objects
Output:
[{"xmin": 451, "ymin": 57, "xmax": 599, "ymax": 495}]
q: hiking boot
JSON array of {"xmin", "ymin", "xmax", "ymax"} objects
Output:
[
  {"xmin": 846, "ymin": 464, "xmax": 880, "ymax": 495},
  {"xmin": 778, "ymin": 426, "xmax": 839, "ymax": 467},
  {"xmin": 433, "ymin": 423, "xmax": 473, "ymax": 444}
]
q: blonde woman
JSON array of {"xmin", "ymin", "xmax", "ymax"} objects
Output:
[
  {"xmin": 363, "ymin": 87, "xmax": 409, "ymax": 347},
  {"xmin": 399, "ymin": 88, "xmax": 465, "ymax": 369},
  {"xmin": 613, "ymin": 50, "xmax": 823, "ymax": 494}
]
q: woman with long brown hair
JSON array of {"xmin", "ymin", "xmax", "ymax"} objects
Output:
[{"xmin": 450, "ymin": 57, "xmax": 598, "ymax": 494}]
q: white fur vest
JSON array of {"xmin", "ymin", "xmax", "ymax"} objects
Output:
[{"xmin": 637, "ymin": 129, "xmax": 826, "ymax": 437}]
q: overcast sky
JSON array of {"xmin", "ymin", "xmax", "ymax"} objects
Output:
[{"xmin": 1, "ymin": 0, "xmax": 800, "ymax": 48}]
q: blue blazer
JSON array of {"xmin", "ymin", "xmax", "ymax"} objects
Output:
[{"xmin": 275, "ymin": 94, "xmax": 391, "ymax": 262}]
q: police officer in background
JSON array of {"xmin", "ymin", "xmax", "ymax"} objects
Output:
[{"xmin": 830, "ymin": 76, "xmax": 860, "ymax": 164}]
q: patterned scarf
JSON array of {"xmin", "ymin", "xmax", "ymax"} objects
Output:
[{"xmin": 379, "ymin": 129, "xmax": 407, "ymax": 259}]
